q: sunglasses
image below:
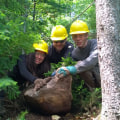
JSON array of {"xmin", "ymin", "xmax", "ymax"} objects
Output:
[{"xmin": 53, "ymin": 40, "xmax": 66, "ymax": 43}]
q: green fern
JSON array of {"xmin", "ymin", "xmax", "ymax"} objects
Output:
[
  {"xmin": 0, "ymin": 77, "xmax": 20, "ymax": 100},
  {"xmin": 6, "ymin": 110, "xmax": 28, "ymax": 120},
  {"xmin": 16, "ymin": 110, "xmax": 28, "ymax": 120}
]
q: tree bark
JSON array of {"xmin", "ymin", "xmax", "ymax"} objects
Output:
[
  {"xmin": 96, "ymin": 0, "xmax": 120, "ymax": 120},
  {"xmin": 33, "ymin": 0, "xmax": 36, "ymax": 21}
]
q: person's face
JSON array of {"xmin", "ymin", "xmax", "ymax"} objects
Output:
[
  {"xmin": 35, "ymin": 51, "xmax": 46, "ymax": 64},
  {"xmin": 53, "ymin": 39, "xmax": 66, "ymax": 52},
  {"xmin": 72, "ymin": 33, "xmax": 88, "ymax": 48}
]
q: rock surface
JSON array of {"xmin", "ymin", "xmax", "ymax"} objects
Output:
[{"xmin": 24, "ymin": 75, "xmax": 72, "ymax": 115}]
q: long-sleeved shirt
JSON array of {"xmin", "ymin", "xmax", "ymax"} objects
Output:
[
  {"xmin": 8, "ymin": 53, "xmax": 50, "ymax": 84},
  {"xmin": 72, "ymin": 39, "xmax": 99, "ymax": 73},
  {"xmin": 48, "ymin": 41, "xmax": 74, "ymax": 63},
  {"xmin": 18, "ymin": 55, "xmax": 37, "ymax": 82}
]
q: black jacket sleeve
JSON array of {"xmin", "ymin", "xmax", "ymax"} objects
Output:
[
  {"xmin": 18, "ymin": 55, "xmax": 37, "ymax": 82},
  {"xmin": 63, "ymin": 42, "xmax": 74, "ymax": 58}
]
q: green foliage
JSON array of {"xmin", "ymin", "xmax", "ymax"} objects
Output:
[
  {"xmin": 16, "ymin": 110, "xmax": 28, "ymax": 120},
  {"xmin": 0, "ymin": 0, "xmax": 96, "ymax": 77},
  {"xmin": 44, "ymin": 56, "xmax": 76, "ymax": 77},
  {"xmin": 44, "ymin": 56, "xmax": 101, "ymax": 114},
  {"xmin": 0, "ymin": 0, "xmax": 98, "ymax": 118},
  {"xmin": 0, "ymin": 77, "xmax": 20, "ymax": 100},
  {"xmin": 72, "ymin": 76, "xmax": 101, "ymax": 113},
  {"xmin": 6, "ymin": 110, "xmax": 28, "ymax": 120}
]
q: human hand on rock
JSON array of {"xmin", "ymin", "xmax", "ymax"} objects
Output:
[{"xmin": 34, "ymin": 78, "xmax": 46, "ymax": 91}]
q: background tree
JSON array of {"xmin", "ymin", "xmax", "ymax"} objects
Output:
[{"xmin": 96, "ymin": 0, "xmax": 120, "ymax": 119}]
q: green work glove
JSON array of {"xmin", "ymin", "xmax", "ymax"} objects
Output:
[{"xmin": 58, "ymin": 66, "xmax": 77, "ymax": 76}]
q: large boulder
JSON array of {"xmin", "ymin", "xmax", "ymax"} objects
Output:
[{"xmin": 24, "ymin": 75, "xmax": 72, "ymax": 115}]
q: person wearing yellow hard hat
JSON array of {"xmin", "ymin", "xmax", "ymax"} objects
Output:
[
  {"xmin": 8, "ymin": 40, "xmax": 50, "ymax": 91},
  {"xmin": 56, "ymin": 20, "xmax": 100, "ymax": 90},
  {"xmin": 48, "ymin": 25, "xmax": 74, "ymax": 63}
]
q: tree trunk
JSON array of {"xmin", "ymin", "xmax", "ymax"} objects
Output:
[
  {"xmin": 33, "ymin": 0, "xmax": 36, "ymax": 21},
  {"xmin": 96, "ymin": 0, "xmax": 120, "ymax": 120}
]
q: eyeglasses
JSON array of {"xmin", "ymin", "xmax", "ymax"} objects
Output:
[
  {"xmin": 53, "ymin": 40, "xmax": 66, "ymax": 44},
  {"xmin": 35, "ymin": 51, "xmax": 46, "ymax": 57}
]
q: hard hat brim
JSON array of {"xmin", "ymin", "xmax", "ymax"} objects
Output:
[
  {"xmin": 51, "ymin": 35, "xmax": 68, "ymax": 41},
  {"xmin": 33, "ymin": 43, "xmax": 48, "ymax": 54},
  {"xmin": 70, "ymin": 31, "xmax": 89, "ymax": 35},
  {"xmin": 34, "ymin": 48, "xmax": 48, "ymax": 54}
]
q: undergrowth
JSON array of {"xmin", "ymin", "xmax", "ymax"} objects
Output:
[
  {"xmin": 0, "ymin": 77, "xmax": 20, "ymax": 100},
  {"xmin": 44, "ymin": 56, "xmax": 101, "ymax": 114},
  {"xmin": 0, "ymin": 56, "xmax": 101, "ymax": 119}
]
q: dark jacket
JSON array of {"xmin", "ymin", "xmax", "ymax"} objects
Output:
[
  {"xmin": 8, "ymin": 53, "xmax": 50, "ymax": 85},
  {"xmin": 48, "ymin": 41, "xmax": 74, "ymax": 63}
]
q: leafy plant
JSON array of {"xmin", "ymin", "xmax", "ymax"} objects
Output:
[
  {"xmin": 0, "ymin": 77, "xmax": 20, "ymax": 100},
  {"xmin": 44, "ymin": 56, "xmax": 101, "ymax": 114},
  {"xmin": 16, "ymin": 110, "xmax": 28, "ymax": 120},
  {"xmin": 71, "ymin": 75, "xmax": 101, "ymax": 114},
  {"xmin": 0, "ymin": 0, "xmax": 96, "ymax": 77},
  {"xmin": 6, "ymin": 110, "xmax": 28, "ymax": 120},
  {"xmin": 44, "ymin": 56, "xmax": 76, "ymax": 77}
]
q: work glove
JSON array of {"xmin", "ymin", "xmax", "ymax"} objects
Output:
[
  {"xmin": 34, "ymin": 78, "xmax": 46, "ymax": 91},
  {"xmin": 56, "ymin": 66, "xmax": 77, "ymax": 78},
  {"xmin": 51, "ymin": 70, "xmax": 56, "ymax": 76}
]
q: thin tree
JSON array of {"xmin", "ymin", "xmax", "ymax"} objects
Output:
[
  {"xmin": 33, "ymin": 0, "xmax": 36, "ymax": 21},
  {"xmin": 96, "ymin": 0, "xmax": 120, "ymax": 119}
]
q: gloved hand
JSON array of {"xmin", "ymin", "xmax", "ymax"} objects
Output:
[
  {"xmin": 34, "ymin": 78, "xmax": 46, "ymax": 91},
  {"xmin": 56, "ymin": 66, "xmax": 77, "ymax": 78},
  {"xmin": 51, "ymin": 71, "xmax": 56, "ymax": 76}
]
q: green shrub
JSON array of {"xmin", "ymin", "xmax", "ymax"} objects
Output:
[
  {"xmin": 0, "ymin": 77, "xmax": 20, "ymax": 100},
  {"xmin": 44, "ymin": 56, "xmax": 76, "ymax": 77},
  {"xmin": 44, "ymin": 57, "xmax": 101, "ymax": 114},
  {"xmin": 71, "ymin": 75, "xmax": 101, "ymax": 114},
  {"xmin": 16, "ymin": 110, "xmax": 28, "ymax": 120}
]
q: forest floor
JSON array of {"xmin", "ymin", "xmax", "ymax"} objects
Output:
[
  {"xmin": 0, "ymin": 96, "xmax": 100, "ymax": 120},
  {"xmin": 25, "ymin": 112, "xmax": 96, "ymax": 120},
  {"xmin": 26, "ymin": 111, "xmax": 98, "ymax": 120},
  {"xmin": 0, "ymin": 87, "xmax": 100, "ymax": 120},
  {"xmin": 1, "ymin": 109, "xmax": 98, "ymax": 120}
]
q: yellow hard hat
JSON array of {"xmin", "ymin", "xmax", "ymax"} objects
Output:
[
  {"xmin": 33, "ymin": 40, "xmax": 48, "ymax": 54},
  {"xmin": 70, "ymin": 20, "xmax": 89, "ymax": 34},
  {"xmin": 51, "ymin": 25, "xmax": 68, "ymax": 41}
]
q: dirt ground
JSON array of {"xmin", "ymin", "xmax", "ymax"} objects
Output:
[
  {"xmin": 25, "ymin": 112, "xmax": 95, "ymax": 120},
  {"xmin": 0, "ymin": 106, "xmax": 96, "ymax": 120},
  {"xmin": 0, "ymin": 86, "xmax": 100, "ymax": 120},
  {"xmin": 0, "ymin": 110, "xmax": 96, "ymax": 120},
  {"xmin": 0, "ymin": 95, "xmax": 99, "ymax": 120}
]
